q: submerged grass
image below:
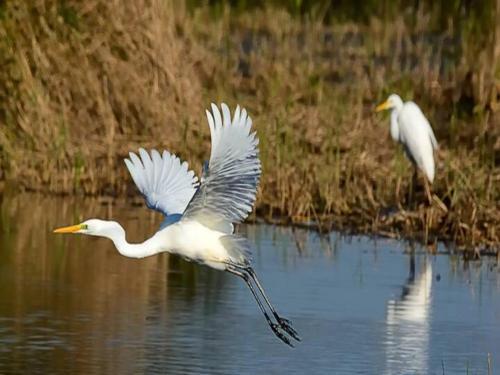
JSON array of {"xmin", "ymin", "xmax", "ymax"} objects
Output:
[{"xmin": 0, "ymin": 0, "xmax": 498, "ymax": 252}]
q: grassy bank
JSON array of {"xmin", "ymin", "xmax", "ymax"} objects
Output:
[{"xmin": 0, "ymin": 0, "xmax": 498, "ymax": 252}]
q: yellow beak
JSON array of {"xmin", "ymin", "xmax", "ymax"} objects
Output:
[
  {"xmin": 53, "ymin": 224, "xmax": 84, "ymax": 234},
  {"xmin": 375, "ymin": 100, "xmax": 390, "ymax": 112}
]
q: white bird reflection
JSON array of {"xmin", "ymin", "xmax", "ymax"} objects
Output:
[{"xmin": 385, "ymin": 255, "xmax": 433, "ymax": 375}]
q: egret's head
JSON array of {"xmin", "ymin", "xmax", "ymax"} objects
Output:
[
  {"xmin": 375, "ymin": 94, "xmax": 404, "ymax": 112},
  {"xmin": 53, "ymin": 219, "xmax": 123, "ymax": 238}
]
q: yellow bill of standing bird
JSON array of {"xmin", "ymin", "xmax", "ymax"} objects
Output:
[
  {"xmin": 54, "ymin": 103, "xmax": 300, "ymax": 346},
  {"xmin": 376, "ymin": 94, "xmax": 438, "ymax": 202}
]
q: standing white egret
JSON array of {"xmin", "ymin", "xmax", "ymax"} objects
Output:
[
  {"xmin": 54, "ymin": 103, "xmax": 300, "ymax": 346},
  {"xmin": 375, "ymin": 94, "xmax": 438, "ymax": 202}
]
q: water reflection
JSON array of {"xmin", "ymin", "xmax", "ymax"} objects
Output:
[
  {"xmin": 0, "ymin": 194, "xmax": 498, "ymax": 374},
  {"xmin": 385, "ymin": 254, "xmax": 432, "ymax": 374},
  {"xmin": 0, "ymin": 194, "xmax": 224, "ymax": 373}
]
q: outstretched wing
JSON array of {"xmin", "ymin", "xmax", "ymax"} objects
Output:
[
  {"xmin": 124, "ymin": 148, "xmax": 198, "ymax": 217},
  {"xmin": 182, "ymin": 103, "xmax": 261, "ymax": 233}
]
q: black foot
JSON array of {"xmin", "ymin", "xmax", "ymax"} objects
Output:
[
  {"xmin": 277, "ymin": 316, "xmax": 301, "ymax": 341},
  {"xmin": 270, "ymin": 323, "xmax": 293, "ymax": 347}
]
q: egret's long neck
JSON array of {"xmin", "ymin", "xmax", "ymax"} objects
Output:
[
  {"xmin": 390, "ymin": 108, "xmax": 400, "ymax": 142},
  {"xmin": 102, "ymin": 225, "xmax": 169, "ymax": 259}
]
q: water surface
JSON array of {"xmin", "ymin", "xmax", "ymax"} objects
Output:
[{"xmin": 0, "ymin": 194, "xmax": 498, "ymax": 374}]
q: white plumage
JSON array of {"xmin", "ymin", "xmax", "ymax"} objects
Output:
[
  {"xmin": 54, "ymin": 103, "xmax": 299, "ymax": 346},
  {"xmin": 124, "ymin": 148, "xmax": 198, "ymax": 216},
  {"xmin": 377, "ymin": 94, "xmax": 438, "ymax": 183},
  {"xmin": 183, "ymin": 103, "xmax": 260, "ymax": 230}
]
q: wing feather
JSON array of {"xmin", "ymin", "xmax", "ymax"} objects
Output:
[
  {"xmin": 399, "ymin": 102, "xmax": 437, "ymax": 182},
  {"xmin": 182, "ymin": 103, "xmax": 261, "ymax": 232},
  {"xmin": 124, "ymin": 148, "xmax": 199, "ymax": 217}
]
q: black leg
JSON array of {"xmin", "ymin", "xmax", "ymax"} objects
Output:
[
  {"xmin": 423, "ymin": 176, "xmax": 433, "ymax": 205},
  {"xmin": 226, "ymin": 267, "xmax": 293, "ymax": 347},
  {"xmin": 409, "ymin": 166, "xmax": 417, "ymax": 208},
  {"xmin": 245, "ymin": 267, "xmax": 300, "ymax": 341}
]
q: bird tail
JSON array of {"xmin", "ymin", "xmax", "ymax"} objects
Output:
[
  {"xmin": 422, "ymin": 155, "xmax": 435, "ymax": 183},
  {"xmin": 220, "ymin": 235, "xmax": 252, "ymax": 266}
]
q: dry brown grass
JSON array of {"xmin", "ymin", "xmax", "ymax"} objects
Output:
[
  {"xmin": 0, "ymin": 0, "xmax": 205, "ymax": 193},
  {"xmin": 0, "ymin": 1, "xmax": 498, "ymax": 252}
]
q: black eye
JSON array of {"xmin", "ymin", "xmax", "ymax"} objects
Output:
[{"xmin": 81, "ymin": 224, "xmax": 88, "ymax": 230}]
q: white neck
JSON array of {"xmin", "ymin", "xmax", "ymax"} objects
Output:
[
  {"xmin": 99, "ymin": 224, "xmax": 169, "ymax": 259},
  {"xmin": 390, "ymin": 108, "xmax": 400, "ymax": 142}
]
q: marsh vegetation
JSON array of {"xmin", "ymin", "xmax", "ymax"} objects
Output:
[{"xmin": 0, "ymin": 0, "xmax": 498, "ymax": 252}]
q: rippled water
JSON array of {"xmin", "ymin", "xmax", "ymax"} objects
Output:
[{"xmin": 0, "ymin": 194, "xmax": 498, "ymax": 374}]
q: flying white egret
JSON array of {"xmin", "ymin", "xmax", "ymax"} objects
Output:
[
  {"xmin": 376, "ymin": 94, "xmax": 438, "ymax": 202},
  {"xmin": 54, "ymin": 103, "xmax": 299, "ymax": 346}
]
